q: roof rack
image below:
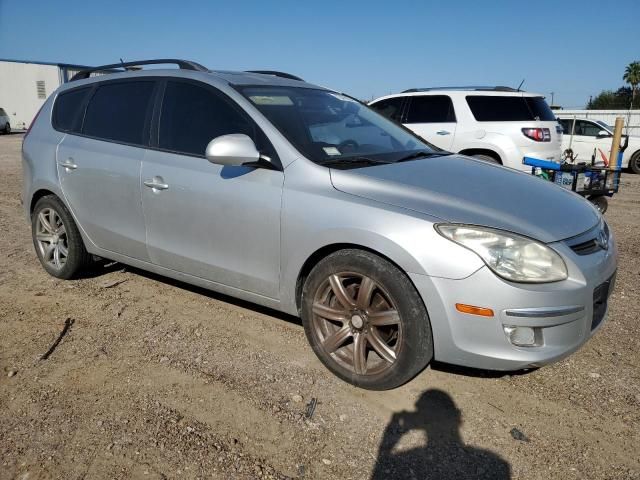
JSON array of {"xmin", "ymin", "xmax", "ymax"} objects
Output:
[
  {"xmin": 402, "ymin": 86, "xmax": 519, "ymax": 93},
  {"xmin": 70, "ymin": 59, "xmax": 209, "ymax": 81},
  {"xmin": 245, "ymin": 70, "xmax": 304, "ymax": 81}
]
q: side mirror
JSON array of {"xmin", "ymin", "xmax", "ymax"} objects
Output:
[
  {"xmin": 597, "ymin": 130, "xmax": 611, "ymax": 138},
  {"xmin": 205, "ymin": 134, "xmax": 260, "ymax": 166}
]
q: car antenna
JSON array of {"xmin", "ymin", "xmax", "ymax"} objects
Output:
[{"xmin": 516, "ymin": 79, "xmax": 525, "ymax": 92}]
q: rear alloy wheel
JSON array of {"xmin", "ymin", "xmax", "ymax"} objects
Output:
[
  {"xmin": 32, "ymin": 196, "xmax": 92, "ymax": 279},
  {"xmin": 301, "ymin": 249, "xmax": 433, "ymax": 390}
]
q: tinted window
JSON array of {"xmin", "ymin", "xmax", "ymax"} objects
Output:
[
  {"xmin": 52, "ymin": 87, "xmax": 91, "ymax": 132},
  {"xmin": 406, "ymin": 95, "xmax": 456, "ymax": 123},
  {"xmin": 559, "ymin": 119, "xmax": 571, "ymax": 134},
  {"xmin": 574, "ymin": 120, "xmax": 602, "ymax": 137},
  {"xmin": 369, "ymin": 97, "xmax": 404, "ymax": 122},
  {"xmin": 159, "ymin": 81, "xmax": 254, "ymax": 156},
  {"xmin": 83, "ymin": 81, "xmax": 155, "ymax": 145},
  {"xmin": 0, "ymin": 108, "xmax": 6, "ymax": 116},
  {"xmin": 466, "ymin": 95, "xmax": 555, "ymax": 121}
]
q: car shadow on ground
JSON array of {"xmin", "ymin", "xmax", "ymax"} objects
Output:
[
  {"xmin": 371, "ymin": 389, "xmax": 512, "ymax": 480},
  {"xmin": 107, "ymin": 263, "xmax": 303, "ymax": 328}
]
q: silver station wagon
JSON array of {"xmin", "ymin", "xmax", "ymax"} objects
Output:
[{"xmin": 22, "ymin": 59, "xmax": 617, "ymax": 390}]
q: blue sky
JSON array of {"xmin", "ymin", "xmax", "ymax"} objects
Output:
[{"xmin": 1, "ymin": 0, "xmax": 638, "ymax": 107}]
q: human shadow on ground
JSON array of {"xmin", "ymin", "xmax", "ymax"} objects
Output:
[{"xmin": 371, "ymin": 389, "xmax": 511, "ymax": 480}]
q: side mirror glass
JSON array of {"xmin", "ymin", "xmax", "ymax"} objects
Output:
[
  {"xmin": 597, "ymin": 130, "xmax": 611, "ymax": 138},
  {"xmin": 205, "ymin": 134, "xmax": 260, "ymax": 166}
]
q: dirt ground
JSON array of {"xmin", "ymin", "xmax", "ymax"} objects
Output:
[{"xmin": 1, "ymin": 132, "xmax": 639, "ymax": 480}]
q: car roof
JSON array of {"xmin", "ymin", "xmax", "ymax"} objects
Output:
[
  {"xmin": 371, "ymin": 88, "xmax": 546, "ymax": 103},
  {"xmin": 60, "ymin": 59, "xmax": 326, "ymax": 92}
]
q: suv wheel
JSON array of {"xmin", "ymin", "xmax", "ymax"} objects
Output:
[
  {"xmin": 301, "ymin": 249, "xmax": 433, "ymax": 390},
  {"xmin": 32, "ymin": 195, "xmax": 92, "ymax": 279},
  {"xmin": 3, "ymin": 123, "xmax": 10, "ymax": 134},
  {"xmin": 473, "ymin": 153, "xmax": 500, "ymax": 164},
  {"xmin": 631, "ymin": 151, "xmax": 640, "ymax": 175}
]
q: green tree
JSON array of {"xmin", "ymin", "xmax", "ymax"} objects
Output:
[{"xmin": 623, "ymin": 61, "xmax": 640, "ymax": 103}]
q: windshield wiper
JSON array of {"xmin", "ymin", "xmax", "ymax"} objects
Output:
[
  {"xmin": 395, "ymin": 151, "xmax": 453, "ymax": 163},
  {"xmin": 317, "ymin": 157, "xmax": 391, "ymax": 168}
]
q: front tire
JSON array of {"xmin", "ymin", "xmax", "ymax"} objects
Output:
[
  {"xmin": 301, "ymin": 249, "xmax": 433, "ymax": 390},
  {"xmin": 630, "ymin": 151, "xmax": 640, "ymax": 175},
  {"xmin": 31, "ymin": 195, "xmax": 92, "ymax": 279},
  {"xmin": 3, "ymin": 123, "xmax": 10, "ymax": 134}
]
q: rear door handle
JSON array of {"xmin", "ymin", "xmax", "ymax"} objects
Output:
[
  {"xmin": 436, "ymin": 130, "xmax": 450, "ymax": 135},
  {"xmin": 59, "ymin": 158, "xmax": 78, "ymax": 170},
  {"xmin": 144, "ymin": 178, "xmax": 169, "ymax": 191}
]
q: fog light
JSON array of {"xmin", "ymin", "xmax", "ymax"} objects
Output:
[{"xmin": 503, "ymin": 326, "xmax": 537, "ymax": 347}]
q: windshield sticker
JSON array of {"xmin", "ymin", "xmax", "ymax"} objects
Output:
[
  {"xmin": 323, "ymin": 147, "xmax": 341, "ymax": 156},
  {"xmin": 248, "ymin": 95, "xmax": 294, "ymax": 106}
]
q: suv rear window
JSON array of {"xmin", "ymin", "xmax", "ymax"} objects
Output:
[
  {"xmin": 406, "ymin": 95, "xmax": 456, "ymax": 123},
  {"xmin": 82, "ymin": 81, "xmax": 155, "ymax": 145},
  {"xmin": 52, "ymin": 87, "xmax": 91, "ymax": 133},
  {"xmin": 466, "ymin": 95, "xmax": 555, "ymax": 122}
]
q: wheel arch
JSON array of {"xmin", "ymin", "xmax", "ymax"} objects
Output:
[
  {"xmin": 457, "ymin": 148, "xmax": 503, "ymax": 164},
  {"xmin": 30, "ymin": 188, "xmax": 58, "ymax": 216},
  {"xmin": 293, "ymin": 242, "xmax": 420, "ymax": 316}
]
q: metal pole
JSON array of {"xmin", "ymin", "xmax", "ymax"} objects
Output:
[{"xmin": 609, "ymin": 117, "xmax": 624, "ymax": 170}]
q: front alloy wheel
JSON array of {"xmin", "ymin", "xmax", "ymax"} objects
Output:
[{"xmin": 301, "ymin": 249, "xmax": 433, "ymax": 390}]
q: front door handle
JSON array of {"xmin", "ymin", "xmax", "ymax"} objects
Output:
[
  {"xmin": 144, "ymin": 178, "xmax": 169, "ymax": 191},
  {"xmin": 436, "ymin": 130, "xmax": 451, "ymax": 136},
  {"xmin": 59, "ymin": 158, "xmax": 78, "ymax": 170}
]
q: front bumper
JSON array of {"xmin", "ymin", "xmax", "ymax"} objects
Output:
[{"xmin": 411, "ymin": 230, "xmax": 617, "ymax": 371}]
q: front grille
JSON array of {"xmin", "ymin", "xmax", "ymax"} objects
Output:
[
  {"xmin": 592, "ymin": 272, "xmax": 616, "ymax": 330},
  {"xmin": 571, "ymin": 239, "xmax": 601, "ymax": 255}
]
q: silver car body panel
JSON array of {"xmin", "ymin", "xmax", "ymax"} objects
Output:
[{"xmin": 22, "ymin": 67, "xmax": 617, "ymax": 371}]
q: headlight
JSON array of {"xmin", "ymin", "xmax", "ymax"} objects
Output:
[{"xmin": 435, "ymin": 224, "xmax": 567, "ymax": 283}]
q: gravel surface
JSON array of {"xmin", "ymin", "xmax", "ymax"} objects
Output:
[{"xmin": 1, "ymin": 133, "xmax": 639, "ymax": 479}]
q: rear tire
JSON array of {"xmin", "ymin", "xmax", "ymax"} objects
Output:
[
  {"xmin": 588, "ymin": 195, "xmax": 608, "ymax": 214},
  {"xmin": 301, "ymin": 249, "xmax": 433, "ymax": 390},
  {"xmin": 31, "ymin": 195, "xmax": 92, "ymax": 279},
  {"xmin": 630, "ymin": 151, "xmax": 640, "ymax": 175},
  {"xmin": 3, "ymin": 123, "xmax": 10, "ymax": 134},
  {"xmin": 472, "ymin": 153, "xmax": 500, "ymax": 164}
]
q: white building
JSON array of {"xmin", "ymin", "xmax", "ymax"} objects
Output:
[{"xmin": 0, "ymin": 59, "xmax": 90, "ymax": 130}]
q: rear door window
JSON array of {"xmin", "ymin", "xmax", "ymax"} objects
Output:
[
  {"xmin": 574, "ymin": 120, "xmax": 602, "ymax": 137},
  {"xmin": 52, "ymin": 87, "xmax": 92, "ymax": 133},
  {"xmin": 83, "ymin": 81, "xmax": 156, "ymax": 146},
  {"xmin": 369, "ymin": 97, "xmax": 405, "ymax": 122},
  {"xmin": 158, "ymin": 80, "xmax": 255, "ymax": 157},
  {"xmin": 466, "ymin": 95, "xmax": 555, "ymax": 121},
  {"xmin": 406, "ymin": 95, "xmax": 456, "ymax": 123}
]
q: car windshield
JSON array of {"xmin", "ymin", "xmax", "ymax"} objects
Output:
[
  {"xmin": 239, "ymin": 86, "xmax": 438, "ymax": 166},
  {"xmin": 595, "ymin": 120, "xmax": 613, "ymax": 131}
]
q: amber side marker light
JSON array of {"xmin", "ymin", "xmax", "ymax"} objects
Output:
[{"xmin": 455, "ymin": 303, "xmax": 495, "ymax": 317}]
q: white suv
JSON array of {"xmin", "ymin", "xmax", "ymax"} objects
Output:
[{"xmin": 370, "ymin": 87, "xmax": 562, "ymax": 171}]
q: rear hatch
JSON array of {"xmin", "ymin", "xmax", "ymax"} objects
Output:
[{"xmin": 465, "ymin": 93, "xmax": 562, "ymax": 168}]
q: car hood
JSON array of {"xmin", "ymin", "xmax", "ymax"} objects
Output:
[{"xmin": 329, "ymin": 155, "xmax": 601, "ymax": 243}]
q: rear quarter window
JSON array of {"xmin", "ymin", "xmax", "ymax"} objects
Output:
[
  {"xmin": 466, "ymin": 95, "xmax": 555, "ymax": 122},
  {"xmin": 52, "ymin": 87, "xmax": 92, "ymax": 133}
]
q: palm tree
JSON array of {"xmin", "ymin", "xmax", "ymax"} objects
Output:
[{"xmin": 623, "ymin": 61, "xmax": 640, "ymax": 105}]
